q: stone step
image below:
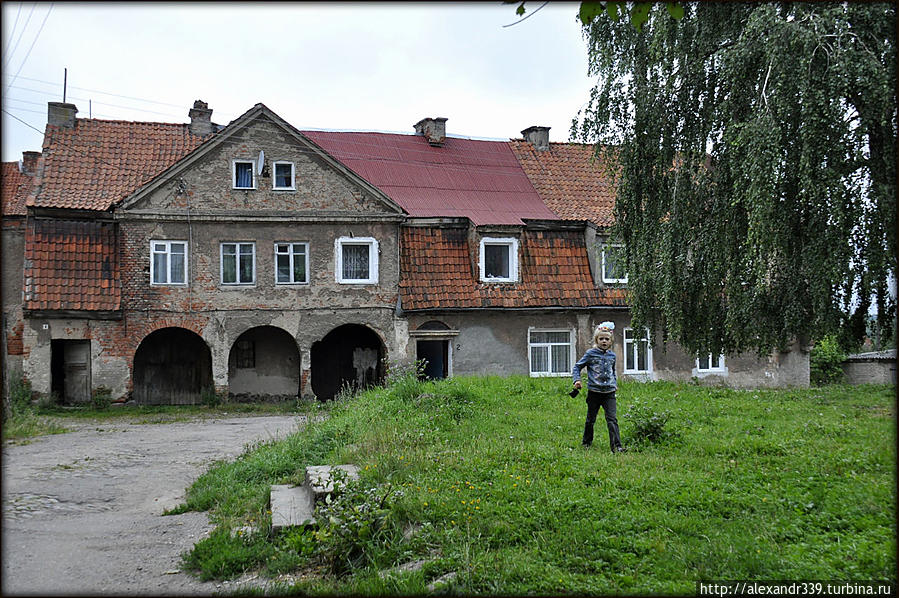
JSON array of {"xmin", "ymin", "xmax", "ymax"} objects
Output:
[
  {"xmin": 304, "ymin": 465, "xmax": 360, "ymax": 500},
  {"xmin": 269, "ymin": 484, "xmax": 315, "ymax": 533}
]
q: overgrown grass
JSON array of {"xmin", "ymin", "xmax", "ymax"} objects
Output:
[
  {"xmin": 177, "ymin": 375, "xmax": 896, "ymax": 594},
  {"xmin": 2, "ymin": 376, "xmax": 68, "ymax": 441}
]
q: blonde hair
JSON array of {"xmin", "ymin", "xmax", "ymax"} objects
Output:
[{"xmin": 592, "ymin": 326, "xmax": 613, "ymax": 348}]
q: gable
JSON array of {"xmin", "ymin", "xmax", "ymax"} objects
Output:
[{"xmin": 122, "ymin": 107, "xmax": 404, "ymax": 218}]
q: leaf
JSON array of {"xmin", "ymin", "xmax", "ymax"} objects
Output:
[
  {"xmin": 630, "ymin": 2, "xmax": 651, "ymax": 31},
  {"xmin": 578, "ymin": 1, "xmax": 605, "ymax": 25},
  {"xmin": 606, "ymin": 2, "xmax": 620, "ymax": 22},
  {"xmin": 666, "ymin": 2, "xmax": 685, "ymax": 20},
  {"xmin": 516, "ymin": 2, "xmax": 526, "ymax": 16}
]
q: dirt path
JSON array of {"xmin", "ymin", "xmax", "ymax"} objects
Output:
[{"xmin": 2, "ymin": 414, "xmax": 306, "ymax": 595}]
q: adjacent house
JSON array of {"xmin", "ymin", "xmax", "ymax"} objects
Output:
[{"xmin": 1, "ymin": 100, "xmax": 809, "ymax": 404}]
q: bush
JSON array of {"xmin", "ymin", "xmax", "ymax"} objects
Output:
[
  {"xmin": 623, "ymin": 397, "xmax": 678, "ymax": 446},
  {"xmin": 91, "ymin": 386, "xmax": 113, "ymax": 410},
  {"xmin": 310, "ymin": 475, "xmax": 405, "ymax": 576},
  {"xmin": 810, "ymin": 335, "xmax": 846, "ymax": 386},
  {"xmin": 200, "ymin": 386, "xmax": 224, "ymax": 407}
]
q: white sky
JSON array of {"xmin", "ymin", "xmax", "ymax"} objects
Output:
[{"xmin": 1, "ymin": 1, "xmax": 597, "ymax": 162}]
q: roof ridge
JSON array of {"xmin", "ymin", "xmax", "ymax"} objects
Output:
[{"xmin": 72, "ymin": 118, "xmax": 190, "ymax": 127}]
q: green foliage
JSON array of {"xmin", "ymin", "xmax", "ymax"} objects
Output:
[
  {"xmin": 622, "ymin": 397, "xmax": 679, "ymax": 445},
  {"xmin": 200, "ymin": 386, "xmax": 224, "ymax": 407},
  {"xmin": 310, "ymin": 477, "xmax": 405, "ymax": 576},
  {"xmin": 573, "ymin": 3, "xmax": 897, "ymax": 357},
  {"xmin": 182, "ymin": 528, "xmax": 274, "ymax": 581},
  {"xmin": 2, "ymin": 375, "xmax": 67, "ymax": 440},
  {"xmin": 90, "ymin": 386, "xmax": 113, "ymax": 410},
  {"xmin": 178, "ymin": 377, "xmax": 895, "ymax": 593},
  {"xmin": 810, "ymin": 335, "xmax": 847, "ymax": 386}
]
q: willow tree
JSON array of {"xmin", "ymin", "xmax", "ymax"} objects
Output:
[{"xmin": 572, "ymin": 2, "xmax": 896, "ymax": 356}]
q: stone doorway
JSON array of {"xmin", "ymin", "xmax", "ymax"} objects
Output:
[{"xmin": 310, "ymin": 324, "xmax": 385, "ymax": 400}]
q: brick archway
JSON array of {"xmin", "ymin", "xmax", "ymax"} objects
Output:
[
  {"xmin": 133, "ymin": 327, "xmax": 212, "ymax": 404},
  {"xmin": 228, "ymin": 326, "xmax": 300, "ymax": 401},
  {"xmin": 310, "ymin": 324, "xmax": 386, "ymax": 401}
]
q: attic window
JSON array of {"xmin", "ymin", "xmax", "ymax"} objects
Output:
[
  {"xmin": 233, "ymin": 160, "xmax": 255, "ymax": 190},
  {"xmin": 273, "ymin": 161, "xmax": 295, "ymax": 190},
  {"xmin": 601, "ymin": 244, "xmax": 628, "ymax": 284},
  {"xmin": 479, "ymin": 237, "xmax": 519, "ymax": 283}
]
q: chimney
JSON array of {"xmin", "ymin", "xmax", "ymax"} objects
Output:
[
  {"xmin": 188, "ymin": 100, "xmax": 214, "ymax": 136},
  {"xmin": 414, "ymin": 117, "xmax": 448, "ymax": 147},
  {"xmin": 48, "ymin": 102, "xmax": 78, "ymax": 128},
  {"xmin": 21, "ymin": 151, "xmax": 40, "ymax": 175},
  {"xmin": 521, "ymin": 126, "xmax": 551, "ymax": 151}
]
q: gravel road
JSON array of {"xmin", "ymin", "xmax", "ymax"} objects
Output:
[{"xmin": 2, "ymin": 414, "xmax": 307, "ymax": 596}]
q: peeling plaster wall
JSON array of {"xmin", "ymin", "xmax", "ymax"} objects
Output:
[{"xmin": 2, "ymin": 221, "xmax": 25, "ymax": 384}]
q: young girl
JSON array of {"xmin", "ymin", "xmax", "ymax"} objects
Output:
[{"xmin": 572, "ymin": 322, "xmax": 625, "ymax": 452}]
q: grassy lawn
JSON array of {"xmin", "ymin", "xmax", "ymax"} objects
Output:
[{"xmin": 173, "ymin": 375, "xmax": 896, "ymax": 595}]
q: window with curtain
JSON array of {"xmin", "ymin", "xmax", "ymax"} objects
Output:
[
  {"xmin": 529, "ymin": 330, "xmax": 574, "ymax": 377},
  {"xmin": 233, "ymin": 161, "xmax": 254, "ymax": 189},
  {"xmin": 273, "ymin": 162, "xmax": 294, "ymax": 190},
  {"xmin": 221, "ymin": 242, "xmax": 255, "ymax": 284},
  {"xmin": 336, "ymin": 237, "xmax": 379, "ymax": 284}
]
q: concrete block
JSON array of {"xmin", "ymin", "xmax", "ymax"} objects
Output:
[
  {"xmin": 270, "ymin": 484, "xmax": 315, "ymax": 532},
  {"xmin": 305, "ymin": 464, "xmax": 360, "ymax": 499}
]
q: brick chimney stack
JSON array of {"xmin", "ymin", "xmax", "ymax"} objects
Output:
[
  {"xmin": 521, "ymin": 126, "xmax": 551, "ymax": 151},
  {"xmin": 414, "ymin": 117, "xmax": 448, "ymax": 147},
  {"xmin": 188, "ymin": 100, "xmax": 214, "ymax": 136},
  {"xmin": 21, "ymin": 151, "xmax": 40, "ymax": 175},
  {"xmin": 48, "ymin": 102, "xmax": 78, "ymax": 128}
]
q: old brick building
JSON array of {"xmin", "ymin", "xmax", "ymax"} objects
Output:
[{"xmin": 1, "ymin": 100, "xmax": 808, "ymax": 404}]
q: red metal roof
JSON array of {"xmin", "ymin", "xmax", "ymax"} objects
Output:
[
  {"xmin": 31, "ymin": 120, "xmax": 206, "ymax": 211},
  {"xmin": 302, "ymin": 131, "xmax": 558, "ymax": 225},
  {"xmin": 399, "ymin": 225, "xmax": 626, "ymax": 310}
]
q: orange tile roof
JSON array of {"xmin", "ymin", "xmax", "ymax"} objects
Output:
[
  {"xmin": 509, "ymin": 140, "xmax": 618, "ymax": 228},
  {"xmin": 399, "ymin": 225, "xmax": 627, "ymax": 310},
  {"xmin": 31, "ymin": 120, "xmax": 206, "ymax": 211},
  {"xmin": 24, "ymin": 219, "xmax": 120, "ymax": 312},
  {"xmin": 2, "ymin": 161, "xmax": 34, "ymax": 216}
]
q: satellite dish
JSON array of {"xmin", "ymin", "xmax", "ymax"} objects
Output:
[{"xmin": 257, "ymin": 150, "xmax": 265, "ymax": 174}]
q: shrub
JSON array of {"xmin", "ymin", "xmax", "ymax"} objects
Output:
[
  {"xmin": 200, "ymin": 386, "xmax": 224, "ymax": 407},
  {"xmin": 623, "ymin": 397, "xmax": 678, "ymax": 446},
  {"xmin": 810, "ymin": 335, "xmax": 846, "ymax": 386},
  {"xmin": 310, "ymin": 474, "xmax": 405, "ymax": 576},
  {"xmin": 91, "ymin": 386, "xmax": 113, "ymax": 410}
]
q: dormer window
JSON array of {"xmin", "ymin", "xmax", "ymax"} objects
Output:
[
  {"xmin": 233, "ymin": 160, "xmax": 255, "ymax": 190},
  {"xmin": 601, "ymin": 244, "xmax": 628, "ymax": 284},
  {"xmin": 479, "ymin": 237, "xmax": 518, "ymax": 282},
  {"xmin": 273, "ymin": 161, "xmax": 295, "ymax": 190}
]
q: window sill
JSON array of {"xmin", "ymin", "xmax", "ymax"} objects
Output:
[
  {"xmin": 232, "ymin": 187, "xmax": 256, "ymax": 191},
  {"xmin": 337, "ymin": 280, "xmax": 378, "ymax": 286},
  {"xmin": 275, "ymin": 282, "xmax": 310, "ymax": 287},
  {"xmin": 150, "ymin": 283, "xmax": 188, "ymax": 287},
  {"xmin": 219, "ymin": 284, "xmax": 257, "ymax": 289},
  {"xmin": 272, "ymin": 188, "xmax": 296, "ymax": 192}
]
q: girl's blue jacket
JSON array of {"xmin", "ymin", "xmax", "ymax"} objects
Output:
[{"xmin": 572, "ymin": 348, "xmax": 617, "ymax": 393}]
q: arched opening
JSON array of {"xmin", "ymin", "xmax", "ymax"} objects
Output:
[
  {"xmin": 228, "ymin": 326, "xmax": 300, "ymax": 401},
  {"xmin": 311, "ymin": 324, "xmax": 386, "ymax": 400},
  {"xmin": 133, "ymin": 327, "xmax": 212, "ymax": 405},
  {"xmin": 416, "ymin": 321, "xmax": 451, "ymax": 380}
]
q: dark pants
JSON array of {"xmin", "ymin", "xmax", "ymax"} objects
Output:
[{"xmin": 583, "ymin": 390, "xmax": 622, "ymax": 451}]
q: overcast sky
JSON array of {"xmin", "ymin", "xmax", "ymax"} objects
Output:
[{"xmin": 1, "ymin": 1, "xmax": 596, "ymax": 162}]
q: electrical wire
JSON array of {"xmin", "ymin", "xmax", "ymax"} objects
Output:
[
  {"xmin": 2, "ymin": 2, "xmax": 35, "ymax": 70},
  {"xmin": 3, "ymin": 74, "xmax": 188, "ymax": 108},
  {"xmin": 4, "ymin": 3, "xmax": 53, "ymax": 96},
  {"xmin": 2, "ymin": 3, "xmax": 24, "ymax": 68}
]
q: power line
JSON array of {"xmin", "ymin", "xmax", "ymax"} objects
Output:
[
  {"xmin": 2, "ymin": 2, "xmax": 35, "ymax": 70},
  {"xmin": 2, "ymin": 74, "xmax": 187, "ymax": 108},
  {"xmin": 5, "ymin": 85, "xmax": 185, "ymax": 119},
  {"xmin": 2, "ymin": 3, "xmax": 24, "ymax": 67},
  {"xmin": 4, "ymin": 4, "xmax": 53, "ymax": 96}
]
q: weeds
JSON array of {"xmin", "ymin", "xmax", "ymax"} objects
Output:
[{"xmin": 2, "ymin": 375, "xmax": 67, "ymax": 441}]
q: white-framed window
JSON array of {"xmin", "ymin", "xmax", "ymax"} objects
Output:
[
  {"xmin": 528, "ymin": 328, "xmax": 575, "ymax": 377},
  {"xmin": 150, "ymin": 240, "xmax": 187, "ymax": 285},
  {"xmin": 601, "ymin": 243, "xmax": 628, "ymax": 284},
  {"xmin": 275, "ymin": 242, "xmax": 309, "ymax": 285},
  {"xmin": 695, "ymin": 353, "xmax": 727, "ymax": 374},
  {"xmin": 232, "ymin": 159, "xmax": 256, "ymax": 190},
  {"xmin": 221, "ymin": 242, "xmax": 256, "ymax": 285},
  {"xmin": 335, "ymin": 236, "xmax": 379, "ymax": 284},
  {"xmin": 623, "ymin": 327, "xmax": 653, "ymax": 374},
  {"xmin": 479, "ymin": 237, "xmax": 519, "ymax": 282},
  {"xmin": 272, "ymin": 161, "xmax": 295, "ymax": 190}
]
